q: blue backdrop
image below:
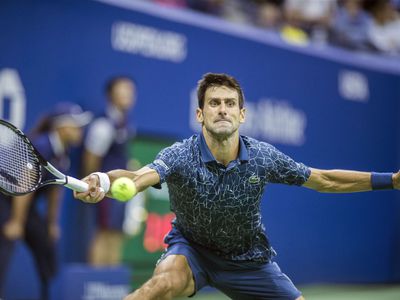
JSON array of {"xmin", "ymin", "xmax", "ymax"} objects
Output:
[{"xmin": 1, "ymin": 0, "xmax": 400, "ymax": 297}]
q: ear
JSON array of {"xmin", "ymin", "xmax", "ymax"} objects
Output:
[
  {"xmin": 239, "ymin": 107, "xmax": 246, "ymax": 123},
  {"xmin": 196, "ymin": 108, "xmax": 204, "ymax": 123}
]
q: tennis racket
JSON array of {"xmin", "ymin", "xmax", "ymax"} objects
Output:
[{"xmin": 0, "ymin": 119, "xmax": 89, "ymax": 196}]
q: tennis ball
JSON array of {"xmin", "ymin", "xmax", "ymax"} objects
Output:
[{"xmin": 110, "ymin": 177, "xmax": 137, "ymax": 202}]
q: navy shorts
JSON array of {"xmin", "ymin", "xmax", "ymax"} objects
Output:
[{"xmin": 158, "ymin": 228, "xmax": 301, "ymax": 300}]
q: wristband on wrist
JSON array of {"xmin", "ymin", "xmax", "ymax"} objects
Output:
[
  {"xmin": 92, "ymin": 172, "xmax": 110, "ymax": 193},
  {"xmin": 371, "ymin": 172, "xmax": 394, "ymax": 190}
]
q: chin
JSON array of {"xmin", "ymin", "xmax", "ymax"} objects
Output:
[{"xmin": 210, "ymin": 129, "xmax": 235, "ymax": 139}]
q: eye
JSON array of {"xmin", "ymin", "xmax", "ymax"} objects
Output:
[
  {"xmin": 226, "ymin": 100, "xmax": 236, "ymax": 107},
  {"xmin": 209, "ymin": 99, "xmax": 219, "ymax": 107}
]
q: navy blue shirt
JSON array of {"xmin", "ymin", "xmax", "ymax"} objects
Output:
[{"xmin": 148, "ymin": 134, "xmax": 310, "ymax": 261}]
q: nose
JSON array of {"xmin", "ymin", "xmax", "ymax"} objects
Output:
[{"xmin": 218, "ymin": 102, "xmax": 227, "ymax": 115}]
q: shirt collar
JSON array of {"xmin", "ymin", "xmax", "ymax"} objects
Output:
[
  {"xmin": 106, "ymin": 103, "xmax": 125, "ymax": 123},
  {"xmin": 199, "ymin": 133, "xmax": 248, "ymax": 163},
  {"xmin": 48, "ymin": 130, "xmax": 65, "ymax": 157}
]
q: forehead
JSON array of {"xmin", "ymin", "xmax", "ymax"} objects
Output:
[
  {"xmin": 112, "ymin": 80, "xmax": 135, "ymax": 91},
  {"xmin": 205, "ymin": 85, "xmax": 239, "ymax": 100}
]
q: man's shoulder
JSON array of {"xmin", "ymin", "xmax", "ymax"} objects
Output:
[
  {"xmin": 241, "ymin": 135, "xmax": 275, "ymax": 152},
  {"xmin": 169, "ymin": 134, "xmax": 199, "ymax": 150},
  {"xmin": 158, "ymin": 134, "xmax": 199, "ymax": 160},
  {"xmin": 152, "ymin": 135, "xmax": 199, "ymax": 173}
]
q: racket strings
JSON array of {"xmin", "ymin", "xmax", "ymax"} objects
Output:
[{"xmin": 0, "ymin": 125, "xmax": 41, "ymax": 194}]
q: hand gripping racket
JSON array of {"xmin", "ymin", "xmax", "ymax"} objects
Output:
[{"xmin": 0, "ymin": 119, "xmax": 89, "ymax": 196}]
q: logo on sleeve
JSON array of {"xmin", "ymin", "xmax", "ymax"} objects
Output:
[
  {"xmin": 154, "ymin": 159, "xmax": 169, "ymax": 171},
  {"xmin": 249, "ymin": 175, "xmax": 260, "ymax": 184}
]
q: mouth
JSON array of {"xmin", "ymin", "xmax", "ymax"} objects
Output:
[{"xmin": 215, "ymin": 119, "xmax": 230, "ymax": 124}]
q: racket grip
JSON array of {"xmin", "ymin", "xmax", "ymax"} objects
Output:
[
  {"xmin": 65, "ymin": 176, "xmax": 105, "ymax": 193},
  {"xmin": 65, "ymin": 176, "xmax": 89, "ymax": 192}
]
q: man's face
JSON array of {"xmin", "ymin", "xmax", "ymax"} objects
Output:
[
  {"xmin": 196, "ymin": 85, "xmax": 245, "ymax": 139},
  {"xmin": 59, "ymin": 124, "xmax": 84, "ymax": 147},
  {"xmin": 110, "ymin": 80, "xmax": 136, "ymax": 112}
]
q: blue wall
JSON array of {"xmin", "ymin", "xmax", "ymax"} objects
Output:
[{"xmin": 1, "ymin": 0, "xmax": 400, "ymax": 296}]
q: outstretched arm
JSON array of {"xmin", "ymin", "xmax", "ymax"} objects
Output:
[
  {"xmin": 74, "ymin": 166, "xmax": 160, "ymax": 203},
  {"xmin": 303, "ymin": 168, "xmax": 400, "ymax": 193},
  {"xmin": 106, "ymin": 167, "xmax": 160, "ymax": 195}
]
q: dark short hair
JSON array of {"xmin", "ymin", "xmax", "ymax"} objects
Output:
[
  {"xmin": 197, "ymin": 73, "xmax": 244, "ymax": 109},
  {"xmin": 105, "ymin": 76, "xmax": 136, "ymax": 98}
]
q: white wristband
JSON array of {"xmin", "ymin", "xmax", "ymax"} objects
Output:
[{"xmin": 92, "ymin": 172, "xmax": 110, "ymax": 194}]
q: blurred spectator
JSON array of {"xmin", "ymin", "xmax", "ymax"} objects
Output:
[
  {"xmin": 392, "ymin": 0, "xmax": 400, "ymax": 11},
  {"xmin": 331, "ymin": 0, "xmax": 373, "ymax": 51},
  {"xmin": 82, "ymin": 76, "xmax": 137, "ymax": 266},
  {"xmin": 147, "ymin": 0, "xmax": 400, "ymax": 56},
  {"xmin": 186, "ymin": 0, "xmax": 225, "ymax": 16},
  {"xmin": 0, "ymin": 103, "xmax": 91, "ymax": 300},
  {"xmin": 255, "ymin": 0, "xmax": 284, "ymax": 30},
  {"xmin": 152, "ymin": 0, "xmax": 188, "ymax": 8},
  {"xmin": 284, "ymin": 0, "xmax": 337, "ymax": 44},
  {"xmin": 221, "ymin": 0, "xmax": 255, "ymax": 24},
  {"xmin": 367, "ymin": 0, "xmax": 400, "ymax": 55},
  {"xmin": 186, "ymin": 0, "xmax": 252, "ymax": 24}
]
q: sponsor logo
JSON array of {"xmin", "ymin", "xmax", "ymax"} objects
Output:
[
  {"xmin": 83, "ymin": 281, "xmax": 130, "ymax": 300},
  {"xmin": 112, "ymin": 21, "xmax": 187, "ymax": 63},
  {"xmin": 249, "ymin": 175, "xmax": 260, "ymax": 184},
  {"xmin": 339, "ymin": 70, "xmax": 369, "ymax": 102},
  {"xmin": 241, "ymin": 99, "xmax": 306, "ymax": 146},
  {"xmin": 154, "ymin": 159, "xmax": 169, "ymax": 171}
]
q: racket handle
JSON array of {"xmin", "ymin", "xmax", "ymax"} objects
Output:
[
  {"xmin": 65, "ymin": 176, "xmax": 88, "ymax": 192},
  {"xmin": 65, "ymin": 176, "xmax": 105, "ymax": 193}
]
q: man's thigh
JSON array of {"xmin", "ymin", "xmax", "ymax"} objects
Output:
[
  {"xmin": 154, "ymin": 254, "xmax": 195, "ymax": 297},
  {"xmin": 212, "ymin": 261, "xmax": 302, "ymax": 300}
]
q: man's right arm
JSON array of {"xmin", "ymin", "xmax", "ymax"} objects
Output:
[
  {"xmin": 74, "ymin": 166, "xmax": 160, "ymax": 203},
  {"xmin": 107, "ymin": 167, "xmax": 160, "ymax": 195}
]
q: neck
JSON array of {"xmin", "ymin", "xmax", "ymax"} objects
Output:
[
  {"xmin": 202, "ymin": 128, "xmax": 239, "ymax": 166},
  {"xmin": 107, "ymin": 103, "xmax": 125, "ymax": 122}
]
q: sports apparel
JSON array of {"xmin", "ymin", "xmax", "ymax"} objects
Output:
[
  {"xmin": 149, "ymin": 133, "xmax": 310, "ymax": 262},
  {"xmin": 159, "ymin": 226, "xmax": 302, "ymax": 299}
]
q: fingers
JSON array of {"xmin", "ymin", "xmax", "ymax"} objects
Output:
[{"xmin": 73, "ymin": 174, "xmax": 106, "ymax": 203}]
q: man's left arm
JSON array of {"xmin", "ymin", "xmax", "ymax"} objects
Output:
[{"xmin": 303, "ymin": 168, "xmax": 400, "ymax": 193}]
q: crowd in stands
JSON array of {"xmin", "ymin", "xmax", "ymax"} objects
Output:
[{"xmin": 145, "ymin": 0, "xmax": 400, "ymax": 56}]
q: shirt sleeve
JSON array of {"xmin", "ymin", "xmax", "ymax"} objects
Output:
[
  {"xmin": 84, "ymin": 118, "xmax": 115, "ymax": 157},
  {"xmin": 147, "ymin": 141, "xmax": 185, "ymax": 186},
  {"xmin": 263, "ymin": 144, "xmax": 311, "ymax": 186}
]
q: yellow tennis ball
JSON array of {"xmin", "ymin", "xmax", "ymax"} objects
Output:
[{"xmin": 110, "ymin": 177, "xmax": 137, "ymax": 202}]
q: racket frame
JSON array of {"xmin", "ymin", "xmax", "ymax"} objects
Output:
[{"xmin": 0, "ymin": 119, "xmax": 88, "ymax": 196}]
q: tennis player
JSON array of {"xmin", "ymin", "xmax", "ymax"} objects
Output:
[{"xmin": 75, "ymin": 73, "xmax": 399, "ymax": 300}]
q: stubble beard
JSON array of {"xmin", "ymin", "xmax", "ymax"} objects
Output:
[{"xmin": 204, "ymin": 122, "xmax": 238, "ymax": 142}]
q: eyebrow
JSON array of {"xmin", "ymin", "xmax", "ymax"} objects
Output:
[{"xmin": 208, "ymin": 97, "xmax": 237, "ymax": 102}]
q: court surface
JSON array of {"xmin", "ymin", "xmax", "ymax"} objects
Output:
[{"xmin": 178, "ymin": 284, "xmax": 400, "ymax": 299}]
